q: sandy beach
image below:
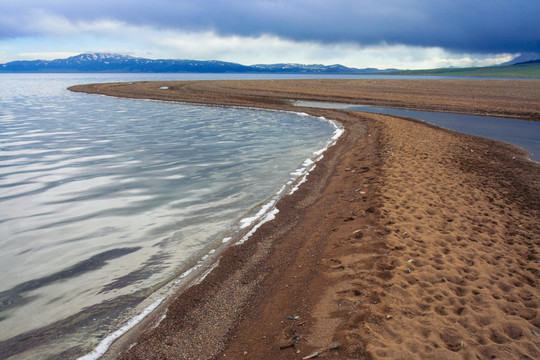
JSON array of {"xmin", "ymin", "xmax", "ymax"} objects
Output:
[{"xmin": 69, "ymin": 79, "xmax": 540, "ymax": 359}]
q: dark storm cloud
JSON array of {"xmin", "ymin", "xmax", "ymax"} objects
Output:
[{"xmin": 2, "ymin": 0, "xmax": 539, "ymax": 53}]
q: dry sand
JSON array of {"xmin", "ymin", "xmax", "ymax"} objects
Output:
[{"xmin": 69, "ymin": 80, "xmax": 540, "ymax": 359}]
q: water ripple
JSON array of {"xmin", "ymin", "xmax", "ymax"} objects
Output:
[{"xmin": 0, "ymin": 74, "xmax": 336, "ymax": 357}]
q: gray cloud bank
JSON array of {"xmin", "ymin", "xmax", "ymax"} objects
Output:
[{"xmin": 2, "ymin": 0, "xmax": 539, "ymax": 53}]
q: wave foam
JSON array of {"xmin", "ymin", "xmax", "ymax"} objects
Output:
[
  {"xmin": 76, "ymin": 297, "xmax": 165, "ymax": 360},
  {"xmin": 235, "ymin": 115, "xmax": 343, "ymax": 241}
]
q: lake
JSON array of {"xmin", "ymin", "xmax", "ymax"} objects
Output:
[{"xmin": 296, "ymin": 101, "xmax": 540, "ymax": 161}]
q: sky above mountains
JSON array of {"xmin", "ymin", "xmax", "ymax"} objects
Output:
[{"xmin": 1, "ymin": 0, "xmax": 539, "ymax": 69}]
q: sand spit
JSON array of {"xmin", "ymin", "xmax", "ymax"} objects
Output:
[{"xmin": 69, "ymin": 80, "xmax": 539, "ymax": 360}]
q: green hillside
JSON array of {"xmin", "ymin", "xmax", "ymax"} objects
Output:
[{"xmin": 388, "ymin": 62, "xmax": 540, "ymax": 78}]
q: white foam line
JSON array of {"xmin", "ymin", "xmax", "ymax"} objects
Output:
[
  {"xmin": 153, "ymin": 309, "xmax": 168, "ymax": 329},
  {"xmin": 287, "ymin": 118, "xmax": 343, "ymax": 195},
  {"xmin": 276, "ymin": 184, "xmax": 287, "ymax": 196},
  {"xmin": 239, "ymin": 199, "xmax": 277, "ymax": 229},
  {"xmin": 236, "ymin": 208, "xmax": 279, "ymax": 245},
  {"xmin": 174, "ymin": 248, "xmax": 218, "ymax": 286},
  {"xmin": 289, "ymin": 165, "xmax": 316, "ymax": 195},
  {"xmin": 193, "ymin": 260, "xmax": 219, "ymax": 286},
  {"xmin": 77, "ymin": 297, "xmax": 165, "ymax": 360},
  {"xmin": 175, "ymin": 264, "xmax": 201, "ymax": 284}
]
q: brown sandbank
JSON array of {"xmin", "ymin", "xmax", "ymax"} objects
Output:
[{"xmin": 69, "ymin": 80, "xmax": 540, "ymax": 359}]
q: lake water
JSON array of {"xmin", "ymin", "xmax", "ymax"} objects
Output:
[
  {"xmin": 0, "ymin": 74, "xmax": 341, "ymax": 359},
  {"xmin": 296, "ymin": 101, "xmax": 540, "ymax": 161}
]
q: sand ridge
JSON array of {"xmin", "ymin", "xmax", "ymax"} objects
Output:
[
  {"xmin": 70, "ymin": 79, "xmax": 540, "ymax": 121},
  {"xmin": 354, "ymin": 114, "xmax": 540, "ymax": 359},
  {"xmin": 69, "ymin": 80, "xmax": 540, "ymax": 359}
]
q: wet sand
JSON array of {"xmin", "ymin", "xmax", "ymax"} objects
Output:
[{"xmin": 70, "ymin": 80, "xmax": 540, "ymax": 359}]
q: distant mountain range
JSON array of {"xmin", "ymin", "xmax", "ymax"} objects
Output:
[
  {"xmin": 2, "ymin": 52, "xmax": 538, "ymax": 76},
  {"xmin": 0, "ymin": 53, "xmax": 394, "ymax": 74}
]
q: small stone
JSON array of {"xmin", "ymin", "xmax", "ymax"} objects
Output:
[
  {"xmin": 279, "ymin": 340, "xmax": 295, "ymax": 349},
  {"xmin": 303, "ymin": 351, "xmax": 323, "ymax": 359}
]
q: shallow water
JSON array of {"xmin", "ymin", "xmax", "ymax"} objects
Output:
[
  {"xmin": 296, "ymin": 101, "xmax": 540, "ymax": 161},
  {"xmin": 0, "ymin": 74, "xmax": 338, "ymax": 358}
]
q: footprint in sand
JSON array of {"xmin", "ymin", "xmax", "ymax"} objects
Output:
[{"xmin": 324, "ymin": 258, "xmax": 345, "ymax": 271}]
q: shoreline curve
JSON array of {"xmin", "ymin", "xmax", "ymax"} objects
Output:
[{"xmin": 69, "ymin": 79, "xmax": 540, "ymax": 360}]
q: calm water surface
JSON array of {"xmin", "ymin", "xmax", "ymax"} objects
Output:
[
  {"xmin": 297, "ymin": 101, "xmax": 540, "ymax": 161},
  {"xmin": 0, "ymin": 74, "xmax": 339, "ymax": 359}
]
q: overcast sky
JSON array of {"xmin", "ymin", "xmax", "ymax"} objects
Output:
[{"xmin": 1, "ymin": 0, "xmax": 539, "ymax": 69}]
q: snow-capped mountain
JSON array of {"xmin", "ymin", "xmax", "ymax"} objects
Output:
[{"xmin": 0, "ymin": 53, "xmax": 390, "ymax": 73}]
